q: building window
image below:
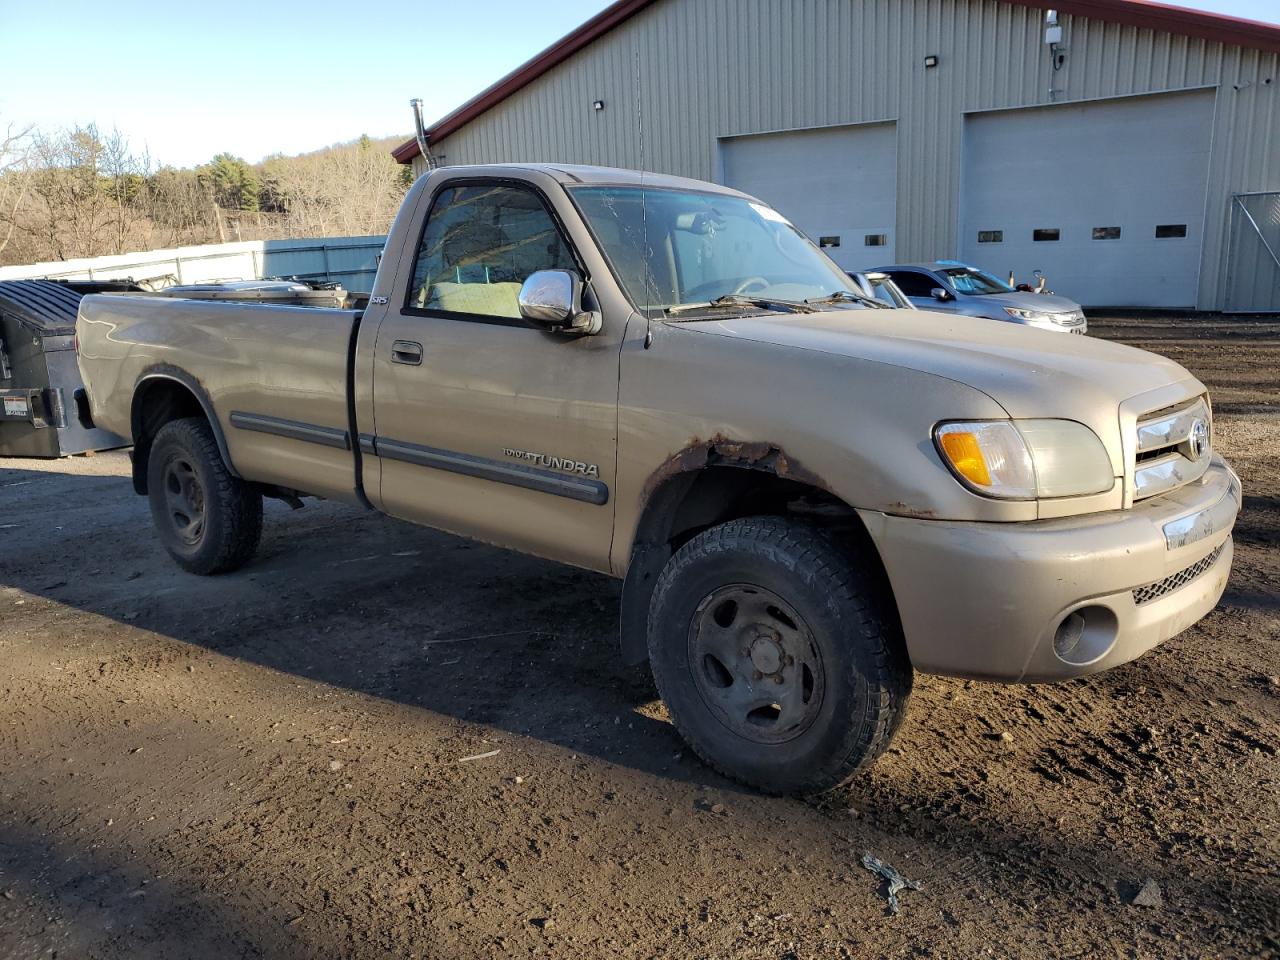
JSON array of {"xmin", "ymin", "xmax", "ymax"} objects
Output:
[
  {"xmin": 864, "ymin": 234, "xmax": 887, "ymax": 247},
  {"xmin": 1092, "ymin": 226, "xmax": 1122, "ymax": 240},
  {"xmin": 818, "ymin": 236, "xmax": 841, "ymax": 248},
  {"xmin": 1033, "ymin": 228, "xmax": 1061, "ymax": 242},
  {"xmin": 977, "ymin": 230, "xmax": 1003, "ymax": 243},
  {"xmin": 1155, "ymin": 224, "xmax": 1188, "ymax": 239}
]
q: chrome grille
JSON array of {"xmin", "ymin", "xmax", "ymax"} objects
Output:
[
  {"xmin": 1133, "ymin": 396, "xmax": 1212, "ymax": 501},
  {"xmin": 1132, "ymin": 543, "xmax": 1225, "ymax": 605}
]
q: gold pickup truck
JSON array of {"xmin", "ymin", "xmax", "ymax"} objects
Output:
[{"xmin": 76, "ymin": 164, "xmax": 1240, "ymax": 795}]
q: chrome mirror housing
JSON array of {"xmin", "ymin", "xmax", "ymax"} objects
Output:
[
  {"xmin": 518, "ymin": 270, "xmax": 601, "ymax": 335},
  {"xmin": 930, "ymin": 287, "xmax": 952, "ymax": 301}
]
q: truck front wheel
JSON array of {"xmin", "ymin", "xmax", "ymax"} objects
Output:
[
  {"xmin": 146, "ymin": 417, "xmax": 262, "ymax": 575},
  {"xmin": 647, "ymin": 516, "xmax": 911, "ymax": 795}
]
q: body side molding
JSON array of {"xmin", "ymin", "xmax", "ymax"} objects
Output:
[
  {"xmin": 229, "ymin": 411, "xmax": 351, "ymax": 450},
  {"xmin": 375, "ymin": 436, "xmax": 609, "ymax": 505}
]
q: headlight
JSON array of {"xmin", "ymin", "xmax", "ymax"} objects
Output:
[
  {"xmin": 935, "ymin": 420, "xmax": 1115, "ymax": 500},
  {"xmin": 1003, "ymin": 307, "xmax": 1051, "ymax": 321}
]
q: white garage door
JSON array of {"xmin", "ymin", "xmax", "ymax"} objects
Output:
[
  {"xmin": 720, "ymin": 122, "xmax": 897, "ymax": 272},
  {"xmin": 960, "ymin": 90, "xmax": 1215, "ymax": 308}
]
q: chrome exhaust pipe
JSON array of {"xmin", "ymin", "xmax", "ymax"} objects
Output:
[{"xmin": 410, "ymin": 98, "xmax": 437, "ymax": 170}]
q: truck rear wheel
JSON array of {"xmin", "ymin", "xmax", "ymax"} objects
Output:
[
  {"xmin": 146, "ymin": 417, "xmax": 262, "ymax": 575},
  {"xmin": 647, "ymin": 516, "xmax": 911, "ymax": 795}
]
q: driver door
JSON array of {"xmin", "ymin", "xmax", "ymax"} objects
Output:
[{"xmin": 368, "ymin": 178, "xmax": 622, "ymax": 572}]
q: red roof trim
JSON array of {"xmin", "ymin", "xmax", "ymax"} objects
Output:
[
  {"xmin": 1006, "ymin": 0, "xmax": 1280, "ymax": 53},
  {"xmin": 392, "ymin": 0, "xmax": 658, "ymax": 163},
  {"xmin": 393, "ymin": 0, "xmax": 1280, "ymax": 163}
]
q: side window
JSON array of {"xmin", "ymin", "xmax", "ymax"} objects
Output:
[
  {"xmin": 407, "ymin": 183, "xmax": 577, "ymax": 319},
  {"xmin": 870, "ymin": 281, "xmax": 899, "ymax": 306},
  {"xmin": 887, "ymin": 271, "xmax": 937, "ymax": 298}
]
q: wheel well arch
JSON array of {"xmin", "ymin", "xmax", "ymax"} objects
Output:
[
  {"xmin": 618, "ymin": 448, "xmax": 887, "ymax": 666},
  {"xmin": 129, "ymin": 369, "xmax": 237, "ymax": 495}
]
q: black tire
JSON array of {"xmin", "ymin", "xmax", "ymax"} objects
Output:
[
  {"xmin": 647, "ymin": 516, "xmax": 911, "ymax": 796},
  {"xmin": 146, "ymin": 417, "xmax": 262, "ymax": 575}
]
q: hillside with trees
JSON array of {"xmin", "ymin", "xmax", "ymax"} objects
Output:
[{"xmin": 0, "ymin": 118, "xmax": 412, "ymax": 267}]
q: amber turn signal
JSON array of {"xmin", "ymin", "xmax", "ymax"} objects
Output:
[{"xmin": 938, "ymin": 430, "xmax": 991, "ymax": 487}]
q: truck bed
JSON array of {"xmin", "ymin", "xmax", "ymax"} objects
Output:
[{"xmin": 77, "ymin": 294, "xmax": 364, "ymax": 503}]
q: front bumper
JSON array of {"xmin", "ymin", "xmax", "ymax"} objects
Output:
[{"xmin": 860, "ymin": 456, "xmax": 1240, "ymax": 682}]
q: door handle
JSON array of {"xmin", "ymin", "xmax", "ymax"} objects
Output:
[{"xmin": 391, "ymin": 340, "xmax": 423, "ymax": 365}]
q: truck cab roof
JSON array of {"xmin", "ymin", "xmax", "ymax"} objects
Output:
[{"xmin": 428, "ymin": 162, "xmax": 752, "ymax": 197}]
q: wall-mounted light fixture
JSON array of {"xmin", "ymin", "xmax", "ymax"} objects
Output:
[
  {"xmin": 592, "ymin": 99, "xmax": 605, "ymax": 111},
  {"xmin": 1044, "ymin": 8, "xmax": 1063, "ymax": 44},
  {"xmin": 1045, "ymin": 8, "xmax": 1067, "ymax": 88},
  {"xmin": 924, "ymin": 54, "xmax": 939, "ymax": 68}
]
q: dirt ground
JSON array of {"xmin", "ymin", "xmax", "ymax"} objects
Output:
[{"xmin": 1, "ymin": 315, "xmax": 1276, "ymax": 960}]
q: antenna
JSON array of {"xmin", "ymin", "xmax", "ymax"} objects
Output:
[{"xmin": 410, "ymin": 98, "xmax": 438, "ymax": 171}]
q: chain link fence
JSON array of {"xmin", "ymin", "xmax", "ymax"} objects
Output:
[{"xmin": 1225, "ymin": 192, "xmax": 1280, "ymax": 314}]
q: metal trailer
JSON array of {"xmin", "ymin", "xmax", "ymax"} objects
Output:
[{"xmin": 0, "ymin": 280, "xmax": 127, "ymax": 458}]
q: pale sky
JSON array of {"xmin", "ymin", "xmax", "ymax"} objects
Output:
[{"xmin": 1, "ymin": 0, "xmax": 1275, "ymax": 169}]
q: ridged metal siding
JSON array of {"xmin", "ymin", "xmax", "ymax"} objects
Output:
[{"xmin": 420, "ymin": 0, "xmax": 1280, "ymax": 310}]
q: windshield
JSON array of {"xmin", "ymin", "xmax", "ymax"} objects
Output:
[
  {"xmin": 940, "ymin": 266, "xmax": 1013, "ymax": 296},
  {"xmin": 569, "ymin": 185, "xmax": 863, "ymax": 315}
]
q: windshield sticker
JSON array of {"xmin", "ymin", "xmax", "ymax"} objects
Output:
[{"xmin": 749, "ymin": 202, "xmax": 791, "ymax": 225}]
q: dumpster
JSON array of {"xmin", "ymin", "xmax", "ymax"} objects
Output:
[{"xmin": 0, "ymin": 280, "xmax": 127, "ymax": 458}]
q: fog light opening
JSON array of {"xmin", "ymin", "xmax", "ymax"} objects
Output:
[
  {"xmin": 1054, "ymin": 612, "xmax": 1086, "ymax": 659},
  {"xmin": 1052, "ymin": 605, "xmax": 1118, "ymax": 666}
]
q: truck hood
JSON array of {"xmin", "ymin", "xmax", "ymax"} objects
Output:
[{"xmin": 668, "ymin": 307, "xmax": 1203, "ymax": 469}]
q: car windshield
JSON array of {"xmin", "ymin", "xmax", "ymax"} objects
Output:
[
  {"xmin": 569, "ymin": 185, "xmax": 864, "ymax": 315},
  {"xmin": 940, "ymin": 266, "xmax": 1013, "ymax": 296}
]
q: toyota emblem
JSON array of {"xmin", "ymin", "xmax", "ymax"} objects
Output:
[{"xmin": 1189, "ymin": 418, "xmax": 1209, "ymax": 460}]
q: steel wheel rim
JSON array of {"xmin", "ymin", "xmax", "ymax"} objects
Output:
[
  {"xmin": 163, "ymin": 456, "xmax": 206, "ymax": 546},
  {"xmin": 687, "ymin": 583, "xmax": 825, "ymax": 745}
]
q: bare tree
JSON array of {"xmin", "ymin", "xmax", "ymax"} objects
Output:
[
  {"xmin": 24, "ymin": 124, "xmax": 151, "ymax": 260},
  {"xmin": 0, "ymin": 126, "xmax": 411, "ymax": 267},
  {"xmin": 100, "ymin": 129, "xmax": 151, "ymax": 254},
  {"xmin": 262, "ymin": 135, "xmax": 407, "ymax": 238},
  {"xmin": 0, "ymin": 119, "xmax": 34, "ymax": 258},
  {"xmin": 141, "ymin": 166, "xmax": 220, "ymax": 249}
]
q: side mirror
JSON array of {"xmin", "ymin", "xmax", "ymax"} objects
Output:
[
  {"xmin": 930, "ymin": 287, "xmax": 952, "ymax": 301},
  {"xmin": 518, "ymin": 270, "xmax": 601, "ymax": 335}
]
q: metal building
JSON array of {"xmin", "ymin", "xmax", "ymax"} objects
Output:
[{"xmin": 392, "ymin": 0, "xmax": 1280, "ymax": 311}]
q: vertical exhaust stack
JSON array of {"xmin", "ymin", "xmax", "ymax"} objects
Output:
[{"xmin": 410, "ymin": 98, "xmax": 438, "ymax": 171}]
